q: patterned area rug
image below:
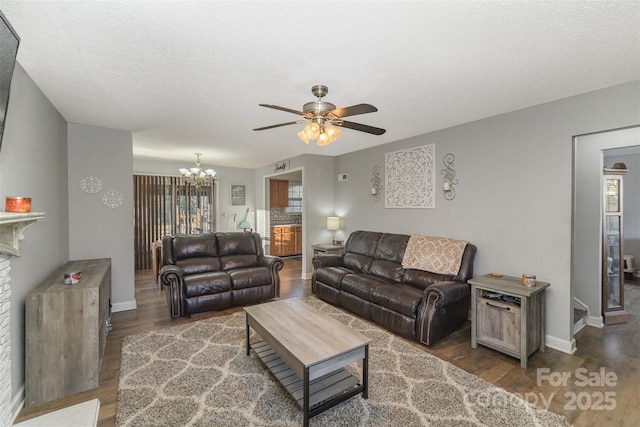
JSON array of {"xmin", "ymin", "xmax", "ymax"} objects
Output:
[{"xmin": 116, "ymin": 298, "xmax": 569, "ymax": 426}]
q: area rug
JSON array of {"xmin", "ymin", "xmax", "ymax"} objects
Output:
[{"xmin": 116, "ymin": 297, "xmax": 569, "ymax": 426}]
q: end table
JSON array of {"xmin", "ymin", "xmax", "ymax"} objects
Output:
[
  {"xmin": 468, "ymin": 274, "xmax": 550, "ymax": 368},
  {"xmin": 311, "ymin": 244, "xmax": 344, "ymax": 255}
]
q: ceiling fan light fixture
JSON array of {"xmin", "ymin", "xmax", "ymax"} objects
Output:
[
  {"xmin": 254, "ymin": 85, "xmax": 385, "ymax": 145},
  {"xmin": 305, "ymin": 122, "xmax": 320, "ymax": 140},
  {"xmin": 297, "ymin": 129, "xmax": 311, "ymax": 144},
  {"xmin": 325, "ymin": 125, "xmax": 341, "ymax": 142}
]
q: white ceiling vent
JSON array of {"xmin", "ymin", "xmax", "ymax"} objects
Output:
[{"xmin": 338, "ymin": 173, "xmax": 348, "ymax": 182}]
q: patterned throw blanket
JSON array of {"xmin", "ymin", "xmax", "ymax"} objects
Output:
[{"xmin": 402, "ymin": 235, "xmax": 468, "ymax": 275}]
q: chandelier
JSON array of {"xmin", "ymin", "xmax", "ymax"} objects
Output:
[{"xmin": 179, "ymin": 153, "xmax": 216, "ymax": 187}]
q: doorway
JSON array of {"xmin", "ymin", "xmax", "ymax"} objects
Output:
[
  {"xmin": 263, "ymin": 168, "xmax": 305, "ymax": 277},
  {"xmin": 572, "ymin": 126, "xmax": 640, "ymax": 336}
]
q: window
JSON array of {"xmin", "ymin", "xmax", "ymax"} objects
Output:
[
  {"xmin": 133, "ymin": 175, "xmax": 216, "ymax": 270},
  {"xmin": 286, "ymin": 182, "xmax": 302, "ymax": 213}
]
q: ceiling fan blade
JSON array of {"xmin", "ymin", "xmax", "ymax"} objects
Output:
[
  {"xmin": 332, "ymin": 103, "xmax": 378, "ymax": 118},
  {"xmin": 258, "ymin": 104, "xmax": 305, "ymax": 116},
  {"xmin": 253, "ymin": 121, "xmax": 302, "ymax": 131},
  {"xmin": 338, "ymin": 120, "xmax": 386, "ymax": 135}
]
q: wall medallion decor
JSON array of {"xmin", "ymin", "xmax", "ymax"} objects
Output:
[
  {"xmin": 102, "ymin": 190, "xmax": 123, "ymax": 209},
  {"xmin": 80, "ymin": 175, "xmax": 103, "ymax": 194},
  {"xmin": 385, "ymin": 144, "xmax": 435, "ymax": 208}
]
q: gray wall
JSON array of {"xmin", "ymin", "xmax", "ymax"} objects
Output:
[
  {"xmin": 68, "ymin": 123, "xmax": 135, "ymax": 310},
  {"xmin": 0, "ymin": 64, "xmax": 69, "ymax": 407},
  {"xmin": 334, "ymin": 81, "xmax": 640, "ymax": 353}
]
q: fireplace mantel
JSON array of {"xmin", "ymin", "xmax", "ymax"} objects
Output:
[{"xmin": 0, "ymin": 212, "xmax": 45, "ymax": 257}]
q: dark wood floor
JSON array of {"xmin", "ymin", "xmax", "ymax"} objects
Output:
[{"xmin": 15, "ymin": 259, "xmax": 640, "ymax": 426}]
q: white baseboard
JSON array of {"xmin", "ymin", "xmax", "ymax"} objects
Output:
[
  {"xmin": 586, "ymin": 315, "xmax": 604, "ymax": 328},
  {"xmin": 545, "ymin": 334, "xmax": 576, "ymax": 354},
  {"xmin": 302, "ymin": 272, "xmax": 312, "ymax": 280},
  {"xmin": 112, "ymin": 299, "xmax": 137, "ymax": 313},
  {"xmin": 573, "ymin": 317, "xmax": 587, "ymax": 334},
  {"xmin": 11, "ymin": 384, "xmax": 24, "ymax": 424}
]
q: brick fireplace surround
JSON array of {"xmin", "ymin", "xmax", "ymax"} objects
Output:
[{"xmin": 0, "ymin": 212, "xmax": 44, "ymax": 426}]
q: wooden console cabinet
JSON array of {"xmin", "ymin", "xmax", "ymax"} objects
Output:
[
  {"xmin": 271, "ymin": 225, "xmax": 302, "ymax": 256},
  {"xmin": 469, "ymin": 274, "xmax": 549, "ymax": 368},
  {"xmin": 25, "ymin": 258, "xmax": 111, "ymax": 406}
]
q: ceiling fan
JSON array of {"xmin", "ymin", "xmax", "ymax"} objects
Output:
[{"xmin": 253, "ymin": 85, "xmax": 386, "ymax": 146}]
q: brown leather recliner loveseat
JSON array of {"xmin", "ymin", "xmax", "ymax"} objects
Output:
[
  {"xmin": 312, "ymin": 230, "xmax": 476, "ymax": 346},
  {"xmin": 160, "ymin": 232, "xmax": 284, "ymax": 318}
]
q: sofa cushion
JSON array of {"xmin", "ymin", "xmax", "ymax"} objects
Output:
[
  {"xmin": 221, "ymin": 254, "xmax": 259, "ymax": 271},
  {"xmin": 402, "ymin": 269, "xmax": 452, "ymax": 291},
  {"xmin": 342, "ymin": 274, "xmax": 396, "ymax": 300},
  {"xmin": 369, "ymin": 259, "xmax": 404, "ymax": 281},
  {"xmin": 176, "ymin": 257, "xmax": 222, "ymax": 275},
  {"xmin": 345, "ymin": 230, "xmax": 382, "ymax": 257},
  {"xmin": 184, "ymin": 272, "xmax": 231, "ymax": 297},
  {"xmin": 372, "ymin": 284, "xmax": 423, "ymax": 318},
  {"xmin": 217, "ymin": 233, "xmax": 258, "ymax": 256},
  {"xmin": 314, "ymin": 267, "xmax": 352, "ymax": 290},
  {"xmin": 343, "ymin": 253, "xmax": 374, "ymax": 273},
  {"xmin": 375, "ymin": 233, "xmax": 410, "ymax": 263},
  {"xmin": 229, "ymin": 267, "xmax": 272, "ymax": 290},
  {"xmin": 173, "ymin": 235, "xmax": 218, "ymax": 259}
]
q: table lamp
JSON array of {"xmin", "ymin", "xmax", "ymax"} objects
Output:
[{"xmin": 326, "ymin": 216, "xmax": 340, "ymax": 244}]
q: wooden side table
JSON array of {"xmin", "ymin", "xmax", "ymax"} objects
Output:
[
  {"xmin": 312, "ymin": 244, "xmax": 344, "ymax": 255},
  {"xmin": 468, "ymin": 274, "xmax": 550, "ymax": 368}
]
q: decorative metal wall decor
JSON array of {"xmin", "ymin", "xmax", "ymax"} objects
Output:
[
  {"xmin": 102, "ymin": 190, "xmax": 124, "ymax": 208},
  {"xmin": 441, "ymin": 153, "xmax": 459, "ymax": 201},
  {"xmin": 80, "ymin": 175, "xmax": 103, "ymax": 194},
  {"xmin": 371, "ymin": 165, "xmax": 383, "ymax": 202},
  {"xmin": 385, "ymin": 144, "xmax": 435, "ymax": 208}
]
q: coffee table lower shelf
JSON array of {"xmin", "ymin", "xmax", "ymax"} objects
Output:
[{"xmin": 251, "ymin": 340, "xmax": 363, "ymax": 412}]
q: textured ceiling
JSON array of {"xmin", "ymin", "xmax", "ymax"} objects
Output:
[{"xmin": 2, "ymin": 1, "xmax": 639, "ymax": 169}]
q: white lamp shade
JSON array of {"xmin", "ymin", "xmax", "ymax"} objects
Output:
[{"xmin": 326, "ymin": 216, "xmax": 340, "ymax": 231}]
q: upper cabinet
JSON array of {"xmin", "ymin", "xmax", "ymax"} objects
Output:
[{"xmin": 270, "ymin": 179, "xmax": 289, "ymax": 208}]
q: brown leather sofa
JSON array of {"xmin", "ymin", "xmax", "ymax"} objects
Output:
[
  {"xmin": 160, "ymin": 232, "xmax": 284, "ymax": 318},
  {"xmin": 312, "ymin": 230, "xmax": 476, "ymax": 346}
]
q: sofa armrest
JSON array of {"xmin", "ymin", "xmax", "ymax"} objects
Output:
[
  {"xmin": 312, "ymin": 254, "xmax": 344, "ymax": 270},
  {"xmin": 160, "ymin": 265, "xmax": 185, "ymax": 318},
  {"xmin": 258, "ymin": 255, "xmax": 284, "ymax": 272},
  {"xmin": 258, "ymin": 255, "xmax": 284, "ymax": 297},
  {"xmin": 416, "ymin": 281, "xmax": 471, "ymax": 346},
  {"xmin": 422, "ymin": 281, "xmax": 469, "ymax": 305}
]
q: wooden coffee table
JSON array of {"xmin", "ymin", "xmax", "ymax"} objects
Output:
[{"xmin": 245, "ymin": 299, "xmax": 371, "ymax": 426}]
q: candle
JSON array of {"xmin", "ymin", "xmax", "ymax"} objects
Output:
[{"xmin": 5, "ymin": 197, "xmax": 32, "ymax": 213}]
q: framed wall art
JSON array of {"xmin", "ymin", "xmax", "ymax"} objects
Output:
[
  {"xmin": 385, "ymin": 144, "xmax": 435, "ymax": 208},
  {"xmin": 231, "ymin": 184, "xmax": 246, "ymax": 206}
]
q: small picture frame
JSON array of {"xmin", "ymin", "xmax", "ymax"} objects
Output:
[{"xmin": 231, "ymin": 184, "xmax": 246, "ymax": 206}]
